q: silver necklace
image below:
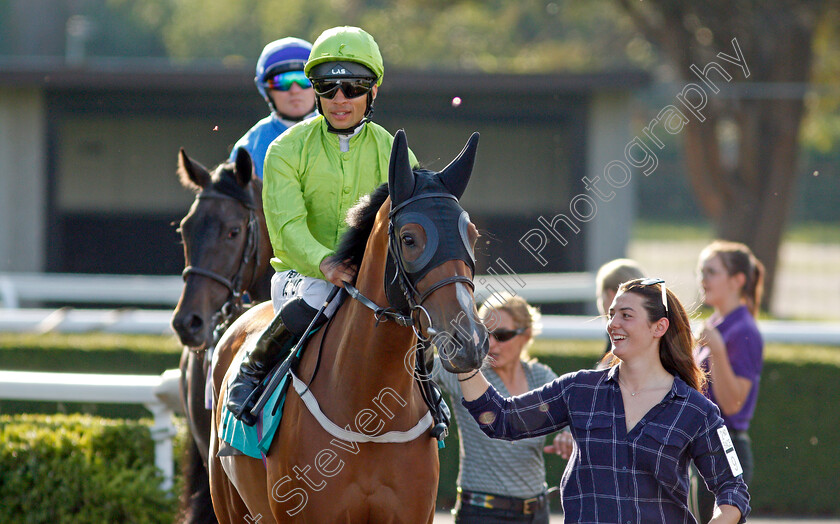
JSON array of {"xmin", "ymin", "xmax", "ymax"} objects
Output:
[{"xmin": 618, "ymin": 376, "xmax": 670, "ymax": 397}]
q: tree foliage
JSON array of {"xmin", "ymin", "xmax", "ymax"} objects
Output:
[
  {"xmin": 801, "ymin": 5, "xmax": 840, "ymax": 153},
  {"xmin": 616, "ymin": 0, "xmax": 839, "ymax": 306},
  {"xmin": 6, "ymin": 0, "xmax": 840, "ymax": 310},
  {"xmin": 95, "ymin": 0, "xmax": 651, "ymax": 72}
]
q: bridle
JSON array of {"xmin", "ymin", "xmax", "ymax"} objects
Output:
[
  {"xmin": 386, "ymin": 192, "xmax": 475, "ymax": 341},
  {"xmin": 341, "ymin": 191, "xmax": 477, "ymax": 443},
  {"xmin": 343, "ymin": 191, "xmax": 476, "ymax": 338},
  {"xmin": 181, "ymin": 189, "xmax": 261, "ymax": 351}
]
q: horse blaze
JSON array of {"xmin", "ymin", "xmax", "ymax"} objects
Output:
[{"xmin": 270, "ymin": 386, "xmax": 408, "ymax": 516}]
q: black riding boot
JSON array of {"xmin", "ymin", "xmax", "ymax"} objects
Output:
[{"xmin": 226, "ymin": 312, "xmax": 296, "ymax": 426}]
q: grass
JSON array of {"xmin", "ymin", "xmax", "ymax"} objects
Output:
[
  {"xmin": 0, "ymin": 332, "xmax": 181, "ymax": 354},
  {"xmin": 633, "ymin": 219, "xmax": 840, "ymax": 244}
]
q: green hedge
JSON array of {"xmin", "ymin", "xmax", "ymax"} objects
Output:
[
  {"xmin": 435, "ymin": 340, "xmax": 840, "ymax": 517},
  {"xmin": 0, "ymin": 414, "xmax": 178, "ymax": 523}
]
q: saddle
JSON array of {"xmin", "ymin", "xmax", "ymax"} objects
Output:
[
  {"xmin": 217, "ymin": 325, "xmax": 316, "ymax": 459},
  {"xmin": 218, "ymin": 288, "xmax": 451, "ymax": 458}
]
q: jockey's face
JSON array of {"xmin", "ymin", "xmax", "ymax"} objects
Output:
[
  {"xmin": 268, "ymin": 82, "xmax": 316, "ymax": 119},
  {"xmin": 320, "ymin": 84, "xmax": 377, "ymax": 130}
]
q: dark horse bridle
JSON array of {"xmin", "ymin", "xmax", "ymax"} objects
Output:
[
  {"xmin": 341, "ymin": 191, "xmax": 478, "ymax": 442},
  {"xmin": 181, "ymin": 189, "xmax": 261, "ymax": 352}
]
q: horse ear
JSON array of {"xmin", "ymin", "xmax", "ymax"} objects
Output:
[
  {"xmin": 233, "ymin": 147, "xmax": 254, "ymax": 187},
  {"xmin": 388, "ymin": 129, "xmax": 415, "ymax": 206},
  {"xmin": 177, "ymin": 148, "xmax": 211, "ymax": 192},
  {"xmin": 439, "ymin": 132, "xmax": 479, "ymax": 199}
]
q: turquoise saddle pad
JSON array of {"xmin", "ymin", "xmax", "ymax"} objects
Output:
[
  {"xmin": 219, "ymin": 370, "xmax": 291, "ymax": 459},
  {"xmin": 219, "ymin": 335, "xmax": 313, "ymax": 459}
]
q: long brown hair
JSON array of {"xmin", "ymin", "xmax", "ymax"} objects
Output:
[
  {"xmin": 607, "ymin": 279, "xmax": 708, "ymax": 392},
  {"xmin": 700, "ymin": 240, "xmax": 765, "ymax": 317}
]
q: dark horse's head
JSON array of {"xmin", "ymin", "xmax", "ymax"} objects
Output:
[
  {"xmin": 386, "ymin": 130, "xmax": 489, "ymax": 372},
  {"xmin": 171, "ymin": 148, "xmax": 271, "ymax": 349}
]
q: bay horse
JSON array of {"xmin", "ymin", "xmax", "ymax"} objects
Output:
[
  {"xmin": 208, "ymin": 130, "xmax": 488, "ymax": 523},
  {"xmin": 172, "ymin": 147, "xmax": 273, "ymax": 523}
]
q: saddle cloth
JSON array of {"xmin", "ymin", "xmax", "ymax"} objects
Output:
[{"xmin": 218, "ymin": 344, "xmax": 302, "ymax": 459}]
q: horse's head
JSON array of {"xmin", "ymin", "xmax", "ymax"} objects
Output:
[
  {"xmin": 171, "ymin": 148, "xmax": 267, "ymax": 349},
  {"xmin": 386, "ymin": 130, "xmax": 489, "ymax": 373}
]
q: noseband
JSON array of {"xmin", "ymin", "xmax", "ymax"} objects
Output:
[{"xmin": 181, "ymin": 190, "xmax": 261, "ymax": 342}]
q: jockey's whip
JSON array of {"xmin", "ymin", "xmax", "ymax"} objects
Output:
[{"xmin": 250, "ymin": 285, "xmax": 343, "ymax": 419}]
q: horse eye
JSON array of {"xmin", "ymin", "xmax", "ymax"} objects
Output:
[
  {"xmin": 228, "ymin": 227, "xmax": 241, "ymax": 239},
  {"xmin": 401, "ymin": 234, "xmax": 415, "ymax": 247}
]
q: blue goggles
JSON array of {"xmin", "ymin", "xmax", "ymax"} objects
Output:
[{"xmin": 264, "ymin": 71, "xmax": 312, "ymax": 91}]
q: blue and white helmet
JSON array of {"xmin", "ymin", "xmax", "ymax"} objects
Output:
[{"xmin": 255, "ymin": 37, "xmax": 312, "ymax": 100}]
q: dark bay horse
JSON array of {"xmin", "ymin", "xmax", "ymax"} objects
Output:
[
  {"xmin": 172, "ymin": 147, "xmax": 274, "ymax": 523},
  {"xmin": 209, "ymin": 131, "xmax": 488, "ymax": 523}
]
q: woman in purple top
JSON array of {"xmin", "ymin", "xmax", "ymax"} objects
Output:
[
  {"xmin": 693, "ymin": 240, "xmax": 765, "ymax": 522},
  {"xmin": 457, "ymin": 279, "xmax": 750, "ymax": 524}
]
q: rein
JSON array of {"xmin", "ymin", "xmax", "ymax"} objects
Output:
[
  {"xmin": 261, "ymin": 191, "xmax": 473, "ymax": 445},
  {"xmin": 387, "ymin": 193, "xmax": 475, "ymax": 338},
  {"xmin": 181, "ymin": 190, "xmax": 261, "ymax": 352},
  {"xmin": 314, "ymin": 192, "xmax": 475, "ymax": 443}
]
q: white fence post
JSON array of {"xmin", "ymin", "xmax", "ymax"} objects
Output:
[
  {"xmin": 144, "ymin": 401, "xmax": 177, "ymax": 492},
  {"xmin": 0, "ymin": 369, "xmax": 180, "ymax": 491}
]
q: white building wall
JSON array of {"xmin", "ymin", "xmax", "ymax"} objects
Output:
[{"xmin": 0, "ymin": 88, "xmax": 46, "ymax": 271}]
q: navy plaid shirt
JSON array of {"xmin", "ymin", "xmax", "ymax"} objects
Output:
[{"xmin": 462, "ymin": 367, "xmax": 750, "ymax": 524}]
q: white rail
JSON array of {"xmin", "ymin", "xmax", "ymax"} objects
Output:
[
  {"xmin": 1, "ymin": 307, "xmax": 838, "ymax": 345},
  {"xmin": 0, "ymin": 307, "xmax": 176, "ymax": 335},
  {"xmin": 0, "ymin": 271, "xmax": 595, "ymax": 309},
  {"xmin": 541, "ymin": 316, "xmax": 840, "ymax": 345},
  {"xmin": 0, "ymin": 368, "xmax": 183, "ymax": 491},
  {"xmin": 0, "ymin": 273, "xmax": 184, "ymax": 309}
]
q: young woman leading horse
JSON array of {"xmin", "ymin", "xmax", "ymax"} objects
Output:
[
  {"xmin": 208, "ymin": 130, "xmax": 488, "ymax": 523},
  {"xmin": 172, "ymin": 147, "xmax": 274, "ymax": 523}
]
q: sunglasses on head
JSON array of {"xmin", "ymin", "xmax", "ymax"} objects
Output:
[
  {"xmin": 490, "ymin": 327, "xmax": 526, "ymax": 342},
  {"xmin": 265, "ymin": 71, "xmax": 312, "ymax": 91},
  {"xmin": 312, "ymin": 78, "xmax": 375, "ymax": 100},
  {"xmin": 640, "ymin": 277, "xmax": 668, "ymax": 313}
]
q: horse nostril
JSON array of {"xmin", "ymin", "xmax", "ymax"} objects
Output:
[
  {"xmin": 173, "ymin": 313, "xmax": 204, "ymax": 336},
  {"xmin": 187, "ymin": 313, "xmax": 204, "ymax": 333}
]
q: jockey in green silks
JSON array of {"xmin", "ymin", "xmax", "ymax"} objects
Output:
[{"xmin": 226, "ymin": 26, "xmax": 418, "ymax": 425}]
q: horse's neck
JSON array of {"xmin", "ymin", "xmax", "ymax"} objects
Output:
[
  {"xmin": 330, "ymin": 279, "xmax": 417, "ymax": 393},
  {"xmin": 327, "ymin": 203, "xmax": 419, "ymax": 408},
  {"xmin": 248, "ymin": 182, "xmax": 273, "ymax": 302}
]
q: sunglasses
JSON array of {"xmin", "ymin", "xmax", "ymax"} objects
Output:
[
  {"xmin": 265, "ymin": 71, "xmax": 312, "ymax": 91},
  {"xmin": 312, "ymin": 78, "xmax": 375, "ymax": 100},
  {"xmin": 640, "ymin": 278, "xmax": 668, "ymax": 313},
  {"xmin": 490, "ymin": 327, "xmax": 526, "ymax": 342}
]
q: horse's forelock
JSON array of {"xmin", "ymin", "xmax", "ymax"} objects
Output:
[{"xmin": 210, "ymin": 162, "xmax": 254, "ymax": 205}]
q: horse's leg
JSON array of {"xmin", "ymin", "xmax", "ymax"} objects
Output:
[
  {"xmin": 208, "ymin": 415, "xmax": 268, "ymax": 523},
  {"xmin": 185, "ymin": 349, "xmax": 213, "ymax": 461},
  {"xmin": 178, "ymin": 348, "xmax": 217, "ymax": 524},
  {"xmin": 209, "ymin": 303, "xmax": 276, "ymax": 523}
]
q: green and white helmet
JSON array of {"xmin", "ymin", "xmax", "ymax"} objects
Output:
[{"xmin": 305, "ymin": 26, "xmax": 384, "ymax": 86}]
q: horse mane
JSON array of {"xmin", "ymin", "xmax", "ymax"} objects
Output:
[{"xmin": 333, "ymin": 183, "xmax": 390, "ymax": 269}]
